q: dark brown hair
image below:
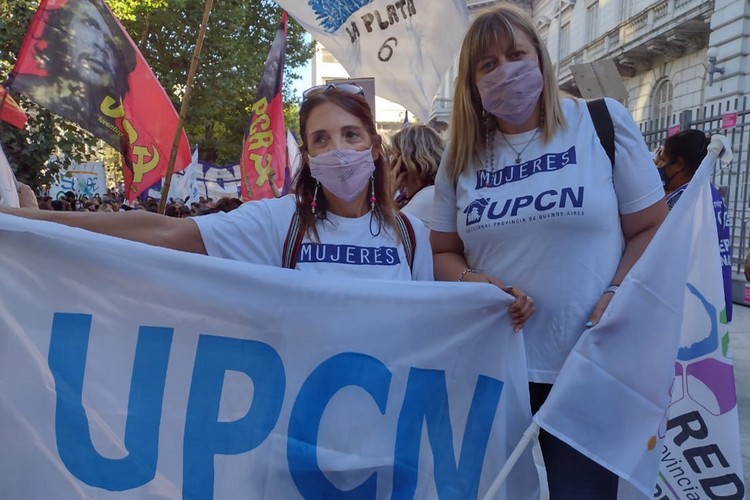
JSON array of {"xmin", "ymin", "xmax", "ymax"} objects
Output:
[{"xmin": 294, "ymin": 89, "xmax": 398, "ymax": 241}]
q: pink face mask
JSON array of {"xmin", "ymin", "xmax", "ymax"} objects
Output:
[
  {"xmin": 308, "ymin": 147, "xmax": 376, "ymax": 202},
  {"xmin": 476, "ymin": 60, "xmax": 543, "ymax": 125}
]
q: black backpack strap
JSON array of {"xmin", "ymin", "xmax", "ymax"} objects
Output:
[
  {"xmin": 586, "ymin": 99, "xmax": 615, "ymax": 168},
  {"xmin": 282, "ymin": 209, "xmax": 304, "ymax": 269},
  {"xmin": 394, "ymin": 212, "xmax": 416, "ymax": 271}
]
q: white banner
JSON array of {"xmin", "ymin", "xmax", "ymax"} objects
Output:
[
  {"xmin": 0, "ymin": 214, "xmax": 539, "ymax": 499},
  {"xmin": 50, "ymin": 160, "xmax": 107, "ymax": 199},
  {"xmin": 534, "ymin": 151, "xmax": 745, "ymax": 498},
  {"xmin": 275, "ymin": 0, "xmax": 468, "ymax": 121},
  {"xmin": 0, "ymin": 144, "xmax": 20, "ymax": 207}
]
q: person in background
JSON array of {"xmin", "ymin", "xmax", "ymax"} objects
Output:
[
  {"xmin": 390, "ymin": 124, "xmax": 443, "ymax": 227},
  {"xmin": 267, "ymin": 169, "xmax": 283, "ymax": 198},
  {"xmin": 656, "ymin": 130, "xmax": 733, "ymax": 321},
  {"xmin": 0, "ymin": 84, "xmax": 436, "ymax": 282},
  {"xmin": 17, "ymin": 182, "xmax": 38, "ymax": 209},
  {"xmin": 430, "ymin": 5, "xmax": 667, "ymax": 498}
]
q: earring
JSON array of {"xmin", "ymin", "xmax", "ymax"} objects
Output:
[
  {"xmin": 369, "ymin": 176, "xmax": 376, "ymax": 212},
  {"xmin": 311, "ymin": 181, "xmax": 319, "ymax": 215}
]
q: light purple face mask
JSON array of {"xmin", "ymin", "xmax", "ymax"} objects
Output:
[
  {"xmin": 476, "ymin": 59, "xmax": 543, "ymax": 125},
  {"xmin": 309, "ymin": 147, "xmax": 376, "ymax": 202}
]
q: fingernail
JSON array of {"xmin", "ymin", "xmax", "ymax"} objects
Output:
[
  {"xmin": 506, "ymin": 285, "xmax": 513, "ymax": 290},
  {"xmin": 585, "ymin": 321, "xmax": 593, "ymax": 328},
  {"xmin": 514, "ymin": 326, "xmax": 521, "ymax": 333}
]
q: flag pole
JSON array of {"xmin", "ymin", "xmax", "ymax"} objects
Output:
[
  {"xmin": 482, "ymin": 422, "xmax": 541, "ymax": 500},
  {"xmin": 157, "ymin": 0, "xmax": 214, "ymax": 214}
]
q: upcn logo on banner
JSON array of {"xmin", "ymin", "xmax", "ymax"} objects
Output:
[{"xmin": 46, "ymin": 312, "xmax": 507, "ymax": 498}]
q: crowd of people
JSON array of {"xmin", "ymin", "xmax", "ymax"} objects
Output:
[
  {"xmin": 1, "ymin": 4, "xmax": 732, "ymax": 499},
  {"xmin": 29, "ymin": 188, "xmax": 244, "ymax": 217}
]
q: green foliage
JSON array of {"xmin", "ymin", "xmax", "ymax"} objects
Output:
[
  {"xmin": 0, "ymin": 0, "xmax": 312, "ymax": 191},
  {"xmin": 122, "ymin": 0, "xmax": 311, "ymax": 164}
]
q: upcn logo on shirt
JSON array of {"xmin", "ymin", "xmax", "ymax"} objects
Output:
[
  {"xmin": 298, "ymin": 243, "xmax": 401, "ymax": 265},
  {"xmin": 464, "ymin": 187, "xmax": 584, "ymax": 226}
]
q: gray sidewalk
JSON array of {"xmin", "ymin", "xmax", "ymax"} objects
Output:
[{"xmin": 730, "ymin": 303, "xmax": 750, "ymax": 486}]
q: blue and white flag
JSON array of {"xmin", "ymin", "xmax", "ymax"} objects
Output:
[
  {"xmin": 167, "ymin": 145, "xmax": 199, "ymax": 202},
  {"xmin": 534, "ymin": 148, "xmax": 745, "ymax": 498},
  {"xmin": 275, "ymin": 0, "xmax": 469, "ymax": 121},
  {"xmin": 0, "ymin": 213, "xmax": 540, "ymax": 499}
]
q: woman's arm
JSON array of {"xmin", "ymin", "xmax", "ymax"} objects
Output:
[
  {"xmin": 0, "ymin": 205, "xmax": 207, "ymax": 254},
  {"xmin": 431, "ymin": 230, "xmax": 534, "ymax": 331},
  {"xmin": 586, "ymin": 199, "xmax": 668, "ymax": 326}
]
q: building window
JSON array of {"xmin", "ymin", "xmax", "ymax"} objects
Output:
[
  {"xmin": 320, "ymin": 48, "xmax": 337, "ymax": 64},
  {"xmin": 653, "ymin": 79, "xmax": 673, "ymax": 127},
  {"xmin": 586, "ymin": 1, "xmax": 599, "ymax": 39},
  {"xmin": 560, "ymin": 22, "xmax": 570, "ymax": 57}
]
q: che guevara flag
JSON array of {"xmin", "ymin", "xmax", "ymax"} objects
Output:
[
  {"xmin": 240, "ymin": 12, "xmax": 287, "ymax": 202},
  {"xmin": 8, "ymin": 0, "xmax": 191, "ymax": 201},
  {"xmin": 0, "ymin": 85, "xmax": 28, "ymax": 129}
]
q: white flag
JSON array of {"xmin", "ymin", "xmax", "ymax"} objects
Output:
[
  {"xmin": 275, "ymin": 0, "xmax": 468, "ymax": 121},
  {"xmin": 0, "ymin": 213, "xmax": 540, "ymax": 499},
  {"xmin": 0, "ymin": 144, "xmax": 20, "ymax": 208},
  {"xmin": 168, "ymin": 146, "xmax": 199, "ymax": 202},
  {"xmin": 287, "ymin": 130, "xmax": 301, "ymax": 178},
  {"xmin": 534, "ymin": 150, "xmax": 745, "ymax": 498}
]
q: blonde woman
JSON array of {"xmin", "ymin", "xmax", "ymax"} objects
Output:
[
  {"xmin": 430, "ymin": 4, "xmax": 668, "ymax": 498},
  {"xmin": 390, "ymin": 124, "xmax": 444, "ymax": 226}
]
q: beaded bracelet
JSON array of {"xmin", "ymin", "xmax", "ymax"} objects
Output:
[{"xmin": 457, "ymin": 268, "xmax": 475, "ymax": 282}]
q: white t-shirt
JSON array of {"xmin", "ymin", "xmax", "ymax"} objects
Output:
[
  {"xmin": 193, "ymin": 194, "xmax": 433, "ymax": 281},
  {"xmin": 401, "ymin": 185, "xmax": 434, "ymax": 228},
  {"xmin": 432, "ymin": 98, "xmax": 664, "ymax": 383}
]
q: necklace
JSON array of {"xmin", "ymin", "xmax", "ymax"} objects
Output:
[
  {"xmin": 484, "ymin": 126, "xmax": 496, "ymax": 170},
  {"xmin": 499, "ymin": 128, "xmax": 540, "ymax": 164}
]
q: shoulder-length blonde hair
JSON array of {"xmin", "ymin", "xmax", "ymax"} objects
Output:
[
  {"xmin": 447, "ymin": 4, "xmax": 567, "ymax": 183},
  {"xmin": 390, "ymin": 125, "xmax": 444, "ymax": 186}
]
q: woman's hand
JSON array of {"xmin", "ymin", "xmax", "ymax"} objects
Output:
[
  {"xmin": 390, "ymin": 156, "xmax": 406, "ymax": 197},
  {"xmin": 585, "ymin": 291, "xmax": 615, "ymax": 328},
  {"xmin": 461, "ymin": 271, "xmax": 534, "ymax": 332}
]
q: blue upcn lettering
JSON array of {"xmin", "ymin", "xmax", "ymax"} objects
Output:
[
  {"xmin": 392, "ymin": 370, "xmax": 504, "ymax": 500},
  {"xmin": 478, "ymin": 186, "xmax": 584, "ymax": 222},
  {"xmin": 48, "ymin": 313, "xmax": 173, "ymax": 491},
  {"xmin": 288, "ymin": 353, "xmax": 391, "ymax": 499},
  {"xmin": 183, "ymin": 335, "xmax": 285, "ymax": 500}
]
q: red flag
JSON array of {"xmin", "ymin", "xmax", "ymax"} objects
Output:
[
  {"xmin": 240, "ymin": 12, "xmax": 287, "ymax": 201},
  {"xmin": 0, "ymin": 85, "xmax": 28, "ymax": 129},
  {"xmin": 7, "ymin": 0, "xmax": 191, "ymax": 201}
]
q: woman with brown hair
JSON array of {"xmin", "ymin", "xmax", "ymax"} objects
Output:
[{"xmin": 0, "ymin": 85, "xmax": 434, "ymax": 280}]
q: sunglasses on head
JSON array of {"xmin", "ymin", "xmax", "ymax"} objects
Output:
[{"xmin": 302, "ymin": 83, "xmax": 365, "ymax": 101}]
